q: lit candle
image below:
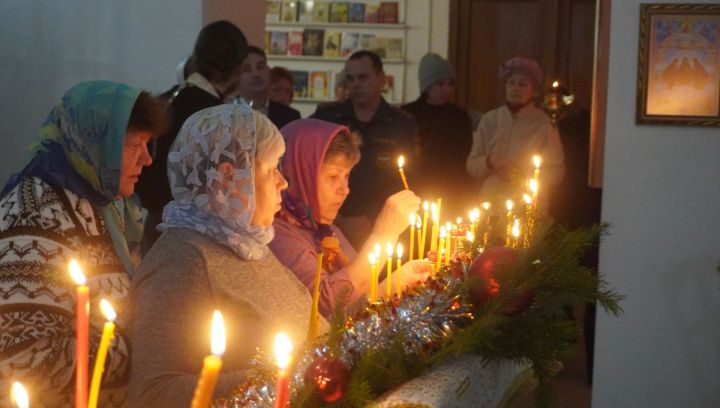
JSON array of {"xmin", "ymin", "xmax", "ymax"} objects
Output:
[
  {"xmin": 88, "ymin": 299, "xmax": 116, "ymax": 408},
  {"xmin": 430, "ymin": 203, "xmax": 439, "ymax": 252},
  {"xmin": 190, "ymin": 310, "xmax": 225, "ymax": 408},
  {"xmin": 69, "ymin": 259, "xmax": 89, "ymax": 408},
  {"xmin": 11, "ymin": 381, "xmax": 29, "ymax": 408},
  {"xmin": 466, "ymin": 230, "xmax": 475, "ymax": 243},
  {"xmin": 397, "ymin": 155, "xmax": 410, "ymax": 190},
  {"xmin": 435, "ymin": 227, "xmax": 446, "ymax": 273},
  {"xmin": 481, "ymin": 202, "xmax": 491, "ymax": 247},
  {"xmin": 408, "ymin": 213, "xmax": 416, "ymax": 262},
  {"xmin": 385, "ymin": 243, "xmax": 394, "ymax": 298},
  {"xmin": 415, "ymin": 219, "xmax": 422, "ymax": 260},
  {"xmin": 395, "ymin": 243, "xmax": 403, "ymax": 297},
  {"xmin": 532, "ymin": 155, "xmax": 542, "ymax": 184},
  {"xmin": 523, "ymin": 193, "xmax": 533, "ymax": 246},
  {"xmin": 368, "ymin": 253, "xmax": 377, "ymax": 302},
  {"xmin": 511, "ymin": 219, "xmax": 521, "ymax": 248},
  {"xmin": 420, "ymin": 201, "xmax": 429, "ymax": 259},
  {"xmin": 273, "ymin": 333, "xmax": 293, "ymax": 408},
  {"xmin": 505, "ymin": 200, "xmax": 514, "ymax": 246},
  {"xmin": 307, "ymin": 253, "xmax": 323, "ymax": 342}
]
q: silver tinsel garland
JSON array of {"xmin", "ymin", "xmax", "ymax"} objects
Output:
[{"xmin": 220, "ymin": 274, "xmax": 473, "ymax": 407}]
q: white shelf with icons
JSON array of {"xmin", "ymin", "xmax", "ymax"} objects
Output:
[{"xmin": 265, "ymin": 0, "xmax": 408, "ymax": 117}]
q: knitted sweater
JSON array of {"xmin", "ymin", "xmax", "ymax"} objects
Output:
[
  {"xmin": 127, "ymin": 228, "xmax": 323, "ymax": 407},
  {"xmin": 0, "ymin": 177, "xmax": 131, "ymax": 408}
]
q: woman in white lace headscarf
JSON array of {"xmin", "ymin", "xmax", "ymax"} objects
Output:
[{"xmin": 127, "ymin": 104, "xmax": 323, "ymax": 407}]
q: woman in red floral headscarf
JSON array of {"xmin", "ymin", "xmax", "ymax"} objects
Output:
[{"xmin": 271, "ymin": 119, "xmax": 431, "ymax": 317}]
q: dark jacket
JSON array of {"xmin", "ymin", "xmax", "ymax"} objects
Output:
[
  {"xmin": 136, "ymin": 85, "xmax": 222, "ymax": 247},
  {"xmin": 401, "ymin": 98, "xmax": 473, "ymax": 216},
  {"xmin": 311, "ymin": 98, "xmax": 417, "ymax": 219},
  {"xmin": 268, "ymin": 100, "xmax": 301, "ymax": 129}
]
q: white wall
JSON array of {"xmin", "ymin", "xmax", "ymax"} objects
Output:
[
  {"xmin": 0, "ymin": 0, "xmax": 202, "ymax": 185},
  {"xmin": 592, "ymin": 1, "xmax": 720, "ymax": 407}
]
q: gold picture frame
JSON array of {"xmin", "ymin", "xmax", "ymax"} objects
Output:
[{"xmin": 637, "ymin": 4, "xmax": 720, "ymax": 126}]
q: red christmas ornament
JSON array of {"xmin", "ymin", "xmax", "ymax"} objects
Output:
[
  {"xmin": 304, "ymin": 356, "xmax": 350, "ymax": 403},
  {"xmin": 467, "ymin": 246, "xmax": 533, "ymax": 314}
]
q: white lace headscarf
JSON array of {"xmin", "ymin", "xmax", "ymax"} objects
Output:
[{"xmin": 159, "ymin": 103, "xmax": 284, "ymax": 260}]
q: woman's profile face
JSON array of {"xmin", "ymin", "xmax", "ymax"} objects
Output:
[
  {"xmin": 251, "ymin": 139, "xmax": 288, "ymax": 227},
  {"xmin": 505, "ymin": 73, "xmax": 534, "ymax": 105},
  {"xmin": 316, "ymin": 154, "xmax": 354, "ymax": 224}
]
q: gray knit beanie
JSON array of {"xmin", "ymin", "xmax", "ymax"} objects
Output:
[{"xmin": 418, "ymin": 53, "xmax": 454, "ymax": 93}]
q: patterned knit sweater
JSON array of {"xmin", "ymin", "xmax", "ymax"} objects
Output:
[{"xmin": 0, "ymin": 177, "xmax": 131, "ymax": 408}]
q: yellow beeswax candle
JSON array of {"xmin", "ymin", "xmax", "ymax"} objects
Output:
[
  {"xmin": 190, "ymin": 311, "xmax": 225, "ymax": 408},
  {"xmin": 386, "ymin": 243, "xmax": 394, "ymax": 298},
  {"xmin": 396, "ymin": 243, "xmax": 403, "ymax": 297},
  {"xmin": 88, "ymin": 299, "xmax": 116, "ymax": 408},
  {"xmin": 69, "ymin": 259, "xmax": 89, "ymax": 408},
  {"xmin": 435, "ymin": 226, "xmax": 446, "ymax": 273},
  {"xmin": 420, "ymin": 201, "xmax": 429, "ymax": 259},
  {"xmin": 430, "ymin": 203, "xmax": 439, "ymax": 252},
  {"xmin": 307, "ymin": 253, "xmax": 323, "ymax": 342},
  {"xmin": 369, "ymin": 253, "xmax": 377, "ymax": 302},
  {"xmin": 408, "ymin": 213, "xmax": 416, "ymax": 262},
  {"xmin": 397, "ymin": 155, "xmax": 409, "ymax": 189}
]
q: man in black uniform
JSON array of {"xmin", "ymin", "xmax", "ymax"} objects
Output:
[{"xmin": 312, "ymin": 50, "xmax": 417, "ymax": 246}]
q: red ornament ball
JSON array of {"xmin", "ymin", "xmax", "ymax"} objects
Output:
[
  {"xmin": 467, "ymin": 246, "xmax": 533, "ymax": 314},
  {"xmin": 304, "ymin": 356, "xmax": 350, "ymax": 403}
]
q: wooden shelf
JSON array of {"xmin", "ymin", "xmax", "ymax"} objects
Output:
[
  {"xmin": 267, "ymin": 22, "xmax": 406, "ymax": 30},
  {"xmin": 267, "ymin": 55, "xmax": 404, "ymax": 63}
]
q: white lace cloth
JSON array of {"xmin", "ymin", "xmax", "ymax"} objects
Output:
[{"xmin": 374, "ymin": 356, "xmax": 530, "ymax": 408}]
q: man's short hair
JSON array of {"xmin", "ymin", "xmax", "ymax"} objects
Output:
[
  {"xmin": 193, "ymin": 20, "xmax": 248, "ymax": 83},
  {"xmin": 347, "ymin": 50, "xmax": 383, "ymax": 74},
  {"xmin": 245, "ymin": 45, "xmax": 267, "ymax": 61},
  {"xmin": 270, "ymin": 66, "xmax": 293, "ymax": 84}
]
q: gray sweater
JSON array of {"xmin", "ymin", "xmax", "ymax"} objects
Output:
[{"xmin": 127, "ymin": 228, "xmax": 320, "ymax": 407}]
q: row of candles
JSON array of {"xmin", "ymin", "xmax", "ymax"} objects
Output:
[
  {"xmin": 8, "ymin": 260, "xmax": 296, "ymax": 408},
  {"xmin": 8, "ymin": 154, "xmax": 543, "ymax": 407}
]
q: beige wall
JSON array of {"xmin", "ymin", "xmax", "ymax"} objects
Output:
[{"xmin": 203, "ymin": 0, "xmax": 266, "ymax": 46}]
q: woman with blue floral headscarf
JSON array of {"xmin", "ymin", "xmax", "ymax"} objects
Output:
[
  {"xmin": 127, "ymin": 104, "xmax": 322, "ymax": 407},
  {"xmin": 0, "ymin": 81, "xmax": 169, "ymax": 407}
]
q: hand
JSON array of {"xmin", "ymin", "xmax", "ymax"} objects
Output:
[
  {"xmin": 488, "ymin": 154, "xmax": 516, "ymax": 181},
  {"xmin": 394, "ymin": 260, "xmax": 432, "ymax": 292},
  {"xmin": 372, "ymin": 190, "xmax": 421, "ymax": 238}
]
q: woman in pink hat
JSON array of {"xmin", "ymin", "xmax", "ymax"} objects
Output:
[{"xmin": 466, "ymin": 57, "xmax": 565, "ymax": 199}]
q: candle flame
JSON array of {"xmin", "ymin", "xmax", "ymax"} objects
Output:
[
  {"xmin": 12, "ymin": 382, "xmax": 29, "ymax": 408},
  {"xmin": 409, "ymin": 213, "xmax": 416, "ymax": 225},
  {"xmin": 505, "ymin": 200, "xmax": 514, "ymax": 211},
  {"xmin": 445, "ymin": 222, "xmax": 452, "ymax": 232},
  {"xmin": 512, "ymin": 219, "xmax": 521, "ymax": 238},
  {"xmin": 423, "ymin": 201, "xmax": 429, "ymax": 211},
  {"xmin": 210, "ymin": 310, "xmax": 226, "ymax": 357},
  {"xmin": 396, "ymin": 243, "xmax": 403, "ymax": 258},
  {"xmin": 529, "ymin": 179, "xmax": 538, "ymax": 194},
  {"xmin": 456, "ymin": 217, "xmax": 462, "ymax": 224},
  {"xmin": 99, "ymin": 299, "xmax": 116, "ymax": 322},
  {"xmin": 415, "ymin": 220, "xmax": 421, "ymax": 229},
  {"xmin": 523, "ymin": 194, "xmax": 532, "ymax": 205},
  {"xmin": 397, "ymin": 155, "xmax": 405, "ymax": 169},
  {"xmin": 368, "ymin": 253, "xmax": 376, "ymax": 265},
  {"xmin": 466, "ymin": 231, "xmax": 475, "ymax": 242},
  {"xmin": 68, "ymin": 259, "xmax": 87, "ymax": 285},
  {"xmin": 440, "ymin": 226, "xmax": 447, "ymax": 238},
  {"xmin": 552, "ymin": 81, "xmax": 559, "ymax": 88},
  {"xmin": 374, "ymin": 243, "xmax": 381, "ymax": 257},
  {"xmin": 274, "ymin": 332, "xmax": 293, "ymax": 370},
  {"xmin": 532, "ymin": 155, "xmax": 542, "ymax": 169},
  {"xmin": 386, "ymin": 242, "xmax": 393, "ymax": 257},
  {"xmin": 482, "ymin": 202, "xmax": 490, "ymax": 210},
  {"xmin": 431, "ymin": 203, "xmax": 438, "ymax": 221}
]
